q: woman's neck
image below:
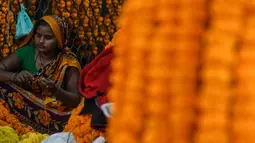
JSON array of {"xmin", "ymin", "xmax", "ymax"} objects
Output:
[
  {"xmin": 36, "ymin": 50, "xmax": 56, "ymax": 61},
  {"xmin": 41, "ymin": 52, "xmax": 55, "ymax": 60}
]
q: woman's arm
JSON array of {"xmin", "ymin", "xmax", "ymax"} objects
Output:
[
  {"xmin": 55, "ymin": 67, "xmax": 81, "ymax": 107},
  {"xmin": 0, "ymin": 54, "xmax": 20, "ymax": 82},
  {"xmin": 0, "ymin": 54, "xmax": 34, "ymax": 86}
]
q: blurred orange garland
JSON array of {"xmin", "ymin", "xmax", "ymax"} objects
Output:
[
  {"xmin": 107, "ymin": 0, "xmax": 206, "ymax": 142},
  {"xmin": 234, "ymin": 2, "xmax": 255, "ymax": 143},
  {"xmin": 194, "ymin": 0, "xmax": 245, "ymax": 142}
]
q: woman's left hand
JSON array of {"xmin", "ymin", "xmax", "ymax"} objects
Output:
[{"xmin": 38, "ymin": 77, "xmax": 59, "ymax": 96}]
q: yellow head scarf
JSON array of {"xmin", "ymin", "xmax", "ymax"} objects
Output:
[{"xmin": 19, "ymin": 15, "xmax": 67, "ymax": 49}]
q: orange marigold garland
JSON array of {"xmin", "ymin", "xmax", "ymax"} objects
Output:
[
  {"xmin": 0, "ymin": 0, "xmax": 9, "ymax": 57},
  {"xmin": 195, "ymin": 0, "xmax": 245, "ymax": 143},
  {"xmin": 107, "ymin": 0, "xmax": 156, "ymax": 142},
  {"xmin": 234, "ymin": 2, "xmax": 255, "ymax": 143},
  {"xmin": 108, "ymin": 0, "xmax": 205, "ymax": 142},
  {"xmin": 167, "ymin": 0, "xmax": 206, "ymax": 143},
  {"xmin": 51, "ymin": 0, "xmax": 122, "ymax": 56},
  {"xmin": 140, "ymin": 5, "xmax": 171, "ymax": 143}
]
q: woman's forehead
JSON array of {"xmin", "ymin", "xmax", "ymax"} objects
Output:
[{"xmin": 36, "ymin": 25, "xmax": 54, "ymax": 36}]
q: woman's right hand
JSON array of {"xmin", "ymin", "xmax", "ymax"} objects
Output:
[{"xmin": 13, "ymin": 71, "xmax": 34, "ymax": 86}]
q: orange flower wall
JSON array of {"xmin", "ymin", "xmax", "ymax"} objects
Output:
[{"xmin": 107, "ymin": 0, "xmax": 255, "ymax": 143}]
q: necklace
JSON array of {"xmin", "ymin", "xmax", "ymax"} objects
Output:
[
  {"xmin": 39, "ymin": 54, "xmax": 45, "ymax": 68},
  {"xmin": 35, "ymin": 52, "xmax": 55, "ymax": 71}
]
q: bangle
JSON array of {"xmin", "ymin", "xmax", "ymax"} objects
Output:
[{"xmin": 11, "ymin": 73, "xmax": 17, "ymax": 82}]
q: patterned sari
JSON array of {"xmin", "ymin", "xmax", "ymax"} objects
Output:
[{"xmin": 0, "ymin": 15, "xmax": 81, "ymax": 134}]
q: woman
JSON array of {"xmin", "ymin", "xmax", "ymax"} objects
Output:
[{"xmin": 0, "ymin": 15, "xmax": 81, "ymax": 134}]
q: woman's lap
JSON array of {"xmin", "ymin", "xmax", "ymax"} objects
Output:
[{"xmin": 0, "ymin": 82, "xmax": 71, "ymax": 134}]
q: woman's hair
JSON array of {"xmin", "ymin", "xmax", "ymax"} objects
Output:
[{"xmin": 33, "ymin": 19, "xmax": 51, "ymax": 33}]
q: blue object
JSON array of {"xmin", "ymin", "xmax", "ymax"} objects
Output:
[{"xmin": 15, "ymin": 4, "xmax": 33, "ymax": 39}]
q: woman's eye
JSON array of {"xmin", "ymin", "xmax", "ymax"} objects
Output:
[
  {"xmin": 36, "ymin": 33, "xmax": 41, "ymax": 37},
  {"xmin": 45, "ymin": 36, "xmax": 53, "ymax": 40}
]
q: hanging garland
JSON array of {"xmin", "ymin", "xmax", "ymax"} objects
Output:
[{"xmin": 107, "ymin": 0, "xmax": 206, "ymax": 142}]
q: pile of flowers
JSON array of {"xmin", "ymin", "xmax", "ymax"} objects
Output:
[
  {"xmin": 64, "ymin": 104, "xmax": 104, "ymax": 143},
  {"xmin": 0, "ymin": 99, "xmax": 34, "ymax": 136}
]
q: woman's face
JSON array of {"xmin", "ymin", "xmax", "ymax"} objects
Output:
[{"xmin": 34, "ymin": 25, "xmax": 57, "ymax": 54}]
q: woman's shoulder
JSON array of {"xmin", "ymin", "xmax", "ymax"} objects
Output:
[
  {"xmin": 14, "ymin": 45, "xmax": 35, "ymax": 62},
  {"xmin": 59, "ymin": 49, "xmax": 81, "ymax": 71},
  {"xmin": 15, "ymin": 45, "xmax": 34, "ymax": 53}
]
